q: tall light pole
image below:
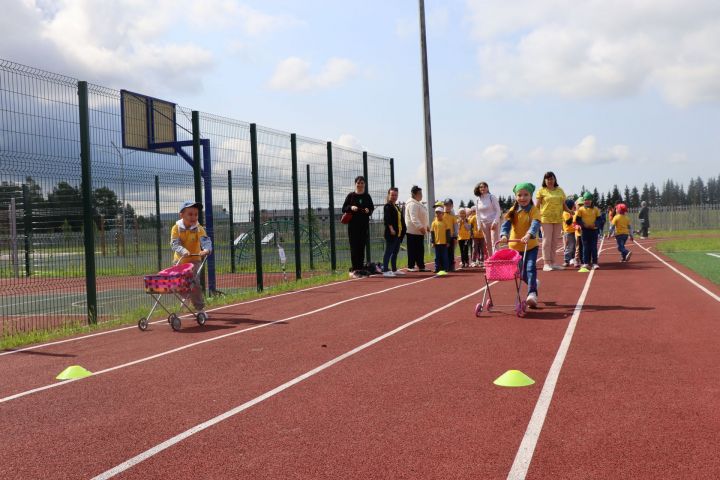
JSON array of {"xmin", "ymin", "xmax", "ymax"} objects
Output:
[
  {"xmin": 110, "ymin": 141, "xmax": 127, "ymax": 255},
  {"xmin": 418, "ymin": 0, "xmax": 435, "ymax": 212}
]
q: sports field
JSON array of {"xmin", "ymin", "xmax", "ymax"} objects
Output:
[{"xmin": 1, "ymin": 237, "xmax": 719, "ymax": 479}]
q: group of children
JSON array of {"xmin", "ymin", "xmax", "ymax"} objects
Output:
[
  {"xmin": 430, "ymin": 199, "xmax": 487, "ymax": 274},
  {"xmin": 430, "ymin": 184, "xmax": 635, "ymax": 309}
]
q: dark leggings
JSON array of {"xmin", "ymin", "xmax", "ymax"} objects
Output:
[{"xmin": 348, "ymin": 224, "xmax": 368, "ymax": 271}]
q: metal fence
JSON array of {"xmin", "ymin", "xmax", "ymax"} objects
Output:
[
  {"xmin": 0, "ymin": 59, "xmax": 395, "ymax": 337},
  {"xmin": 627, "ymin": 204, "xmax": 720, "ymax": 233}
]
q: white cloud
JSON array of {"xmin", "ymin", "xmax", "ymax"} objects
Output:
[
  {"xmin": 530, "ymin": 135, "xmax": 630, "ymax": 166},
  {"xmin": 189, "ymin": 1, "xmax": 300, "ymax": 35},
  {"xmin": 336, "ymin": 134, "xmax": 363, "ymax": 150},
  {"xmin": 268, "ymin": 57, "xmax": 359, "ymax": 91},
  {"xmin": 466, "ymin": 0, "xmax": 720, "ymax": 106}
]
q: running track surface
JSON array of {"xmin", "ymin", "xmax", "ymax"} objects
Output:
[{"xmin": 1, "ymin": 238, "xmax": 719, "ymax": 479}]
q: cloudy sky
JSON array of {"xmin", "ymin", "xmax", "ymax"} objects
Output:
[{"xmin": 2, "ymin": 0, "xmax": 719, "ymax": 202}]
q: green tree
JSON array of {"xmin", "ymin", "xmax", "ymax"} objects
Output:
[{"xmin": 93, "ymin": 186, "xmax": 120, "ymax": 228}]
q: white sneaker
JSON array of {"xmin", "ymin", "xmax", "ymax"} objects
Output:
[
  {"xmin": 552, "ymin": 264, "xmax": 565, "ymax": 270},
  {"xmin": 543, "ymin": 264, "xmax": 553, "ymax": 272},
  {"xmin": 569, "ymin": 259, "xmax": 576, "ymax": 266},
  {"xmin": 393, "ymin": 270, "xmax": 406, "ymax": 275},
  {"xmin": 406, "ymin": 267, "xmax": 418, "ymax": 272},
  {"xmin": 592, "ymin": 264, "xmax": 600, "ymax": 270},
  {"xmin": 349, "ymin": 271, "xmax": 362, "ymax": 279},
  {"xmin": 580, "ymin": 264, "xmax": 589, "ymax": 269},
  {"xmin": 382, "ymin": 271, "xmax": 396, "ymax": 277},
  {"xmin": 526, "ymin": 292, "xmax": 538, "ymax": 308},
  {"xmin": 624, "ymin": 251, "xmax": 632, "ymax": 262}
]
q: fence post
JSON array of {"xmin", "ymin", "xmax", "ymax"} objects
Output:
[
  {"xmin": 191, "ymin": 111, "xmax": 206, "ymax": 292},
  {"xmin": 327, "ymin": 141, "xmax": 337, "ymax": 271},
  {"xmin": 390, "ymin": 157, "xmax": 395, "ymax": 188},
  {"xmin": 78, "ymin": 81, "xmax": 97, "ymax": 325},
  {"xmin": 363, "ymin": 151, "xmax": 370, "ymax": 262},
  {"xmin": 228, "ymin": 170, "xmax": 236, "ymax": 274},
  {"xmin": 22, "ymin": 185, "xmax": 32, "ymax": 277},
  {"xmin": 290, "ymin": 134, "xmax": 302, "ymax": 280},
  {"xmin": 155, "ymin": 175, "xmax": 162, "ymax": 271},
  {"xmin": 306, "ymin": 164, "xmax": 314, "ymax": 270},
  {"xmin": 250, "ymin": 124, "xmax": 264, "ymax": 292},
  {"xmin": 9, "ymin": 197, "xmax": 19, "ymax": 278}
]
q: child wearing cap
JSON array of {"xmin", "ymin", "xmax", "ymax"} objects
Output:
[
  {"xmin": 431, "ymin": 207, "xmax": 451, "ymax": 274},
  {"xmin": 574, "ymin": 192, "xmax": 602, "ymax": 269},
  {"xmin": 573, "ymin": 197, "xmax": 584, "ymax": 267},
  {"xmin": 171, "ymin": 201, "xmax": 213, "ymax": 312},
  {"xmin": 611, "ymin": 203, "xmax": 633, "ymax": 262},
  {"xmin": 561, "ymin": 198, "xmax": 577, "ymax": 267},
  {"xmin": 443, "ymin": 199, "xmax": 458, "ymax": 271},
  {"xmin": 499, "ymin": 183, "xmax": 542, "ymax": 308}
]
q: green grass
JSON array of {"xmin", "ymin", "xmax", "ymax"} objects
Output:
[
  {"xmin": 657, "ymin": 237, "xmax": 720, "ymax": 285},
  {"xmin": 0, "ymin": 271, "xmax": 346, "ymax": 350},
  {"xmin": 651, "ymin": 229, "xmax": 720, "ymax": 238}
]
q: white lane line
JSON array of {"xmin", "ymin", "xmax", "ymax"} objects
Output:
[
  {"xmin": 706, "ymin": 253, "xmax": 720, "ymax": 259},
  {"xmin": 91, "ymin": 283, "xmax": 494, "ymax": 480},
  {"xmin": 1, "ymin": 277, "xmax": 363, "ymax": 356},
  {"xmin": 507, "ymin": 237, "xmax": 604, "ymax": 480},
  {"xmin": 635, "ymin": 242, "xmax": 720, "ymax": 302},
  {"xmin": 0, "ymin": 277, "xmax": 435, "ymax": 404}
]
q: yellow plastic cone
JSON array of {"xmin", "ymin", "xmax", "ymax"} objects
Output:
[
  {"xmin": 56, "ymin": 365, "xmax": 93, "ymax": 381},
  {"xmin": 493, "ymin": 369, "xmax": 535, "ymax": 387},
  {"xmin": 578, "ymin": 267, "xmax": 590, "ymax": 273},
  {"xmin": 436, "ymin": 270, "xmax": 447, "ymax": 276}
]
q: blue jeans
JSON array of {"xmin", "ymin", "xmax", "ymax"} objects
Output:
[
  {"xmin": 563, "ymin": 233, "xmax": 576, "ymax": 263},
  {"xmin": 383, "ymin": 236, "xmax": 402, "ymax": 272},
  {"xmin": 615, "ymin": 234, "xmax": 629, "ymax": 259},
  {"xmin": 518, "ymin": 246, "xmax": 538, "ymax": 294},
  {"xmin": 434, "ymin": 244, "xmax": 449, "ymax": 272},
  {"xmin": 581, "ymin": 228, "xmax": 599, "ymax": 265}
]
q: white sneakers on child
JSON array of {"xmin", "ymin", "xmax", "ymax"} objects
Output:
[
  {"xmin": 526, "ymin": 292, "xmax": 538, "ymax": 308},
  {"xmin": 542, "ymin": 265, "xmax": 553, "ymax": 272},
  {"xmin": 383, "ymin": 271, "xmax": 396, "ymax": 277},
  {"xmin": 592, "ymin": 264, "xmax": 600, "ymax": 270},
  {"xmin": 394, "ymin": 270, "xmax": 406, "ymax": 275}
]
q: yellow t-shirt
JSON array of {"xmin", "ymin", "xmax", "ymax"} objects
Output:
[
  {"xmin": 505, "ymin": 205, "xmax": 541, "ymax": 252},
  {"xmin": 575, "ymin": 206, "xmax": 601, "ymax": 229},
  {"xmin": 535, "ymin": 187, "xmax": 567, "ymax": 224},
  {"xmin": 431, "ymin": 219, "xmax": 449, "ymax": 245},
  {"xmin": 469, "ymin": 215, "xmax": 484, "ymax": 239},
  {"xmin": 611, "ymin": 214, "xmax": 631, "ymax": 235},
  {"xmin": 562, "ymin": 211, "xmax": 575, "ymax": 234},
  {"xmin": 458, "ymin": 218, "xmax": 472, "ymax": 240},
  {"xmin": 171, "ymin": 223, "xmax": 208, "ymax": 264},
  {"xmin": 443, "ymin": 212, "xmax": 457, "ymax": 238}
]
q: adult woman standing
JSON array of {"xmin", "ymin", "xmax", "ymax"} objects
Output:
[
  {"xmin": 404, "ymin": 185, "xmax": 429, "ymax": 272},
  {"xmin": 341, "ymin": 176, "xmax": 374, "ymax": 278},
  {"xmin": 473, "ymin": 181, "xmax": 502, "ymax": 256},
  {"xmin": 535, "ymin": 171, "xmax": 570, "ymax": 271},
  {"xmin": 382, "ymin": 187, "xmax": 405, "ymax": 277}
]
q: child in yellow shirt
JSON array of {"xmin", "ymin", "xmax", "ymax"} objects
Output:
[
  {"xmin": 457, "ymin": 208, "xmax": 473, "ymax": 268},
  {"xmin": 561, "ymin": 199, "xmax": 577, "ymax": 267},
  {"xmin": 171, "ymin": 201, "xmax": 213, "ymax": 311},
  {"xmin": 431, "ymin": 207, "xmax": 451, "ymax": 274},
  {"xmin": 443, "ymin": 199, "xmax": 458, "ymax": 271},
  {"xmin": 611, "ymin": 203, "xmax": 634, "ymax": 262},
  {"xmin": 499, "ymin": 183, "xmax": 542, "ymax": 308},
  {"xmin": 574, "ymin": 192, "xmax": 601, "ymax": 269},
  {"xmin": 468, "ymin": 207, "xmax": 486, "ymax": 267}
]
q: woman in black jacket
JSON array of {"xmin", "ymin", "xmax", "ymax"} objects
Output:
[
  {"xmin": 382, "ymin": 187, "xmax": 406, "ymax": 277},
  {"xmin": 341, "ymin": 176, "xmax": 375, "ymax": 277}
]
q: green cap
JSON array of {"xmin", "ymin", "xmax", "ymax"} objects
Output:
[
  {"xmin": 582, "ymin": 192, "xmax": 593, "ymax": 201},
  {"xmin": 513, "ymin": 182, "xmax": 535, "ymax": 195}
]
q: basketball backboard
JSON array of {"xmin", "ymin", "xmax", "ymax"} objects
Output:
[{"xmin": 120, "ymin": 89, "xmax": 177, "ymax": 155}]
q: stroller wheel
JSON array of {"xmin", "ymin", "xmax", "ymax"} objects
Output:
[
  {"xmin": 169, "ymin": 314, "xmax": 181, "ymax": 331},
  {"xmin": 138, "ymin": 317, "xmax": 148, "ymax": 331},
  {"xmin": 474, "ymin": 303, "xmax": 483, "ymax": 317},
  {"xmin": 196, "ymin": 312, "xmax": 208, "ymax": 326},
  {"xmin": 516, "ymin": 301, "xmax": 527, "ymax": 318},
  {"xmin": 484, "ymin": 299, "xmax": 493, "ymax": 312}
]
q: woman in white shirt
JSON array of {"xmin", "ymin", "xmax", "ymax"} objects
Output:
[{"xmin": 473, "ymin": 181, "xmax": 502, "ymax": 256}]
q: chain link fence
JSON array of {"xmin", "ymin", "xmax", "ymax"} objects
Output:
[{"xmin": 0, "ymin": 59, "xmax": 395, "ymax": 337}]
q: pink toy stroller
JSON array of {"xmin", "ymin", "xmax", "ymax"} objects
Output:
[
  {"xmin": 474, "ymin": 240, "xmax": 529, "ymax": 317},
  {"xmin": 138, "ymin": 255, "xmax": 208, "ymax": 331}
]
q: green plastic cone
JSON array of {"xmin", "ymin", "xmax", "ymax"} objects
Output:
[
  {"xmin": 578, "ymin": 267, "xmax": 590, "ymax": 273},
  {"xmin": 436, "ymin": 270, "xmax": 447, "ymax": 276},
  {"xmin": 493, "ymin": 369, "xmax": 535, "ymax": 387},
  {"xmin": 56, "ymin": 365, "xmax": 93, "ymax": 381}
]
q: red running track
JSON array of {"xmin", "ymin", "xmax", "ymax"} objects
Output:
[{"xmin": 0, "ymin": 240, "xmax": 718, "ymax": 479}]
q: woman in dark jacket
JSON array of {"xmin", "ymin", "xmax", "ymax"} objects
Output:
[
  {"xmin": 341, "ymin": 176, "xmax": 375, "ymax": 277},
  {"xmin": 382, "ymin": 187, "xmax": 406, "ymax": 277}
]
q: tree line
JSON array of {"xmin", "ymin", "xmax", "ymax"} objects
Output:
[
  {"xmin": 457, "ymin": 174, "xmax": 720, "ymax": 211},
  {"xmin": 0, "ymin": 177, "xmax": 154, "ymax": 233}
]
